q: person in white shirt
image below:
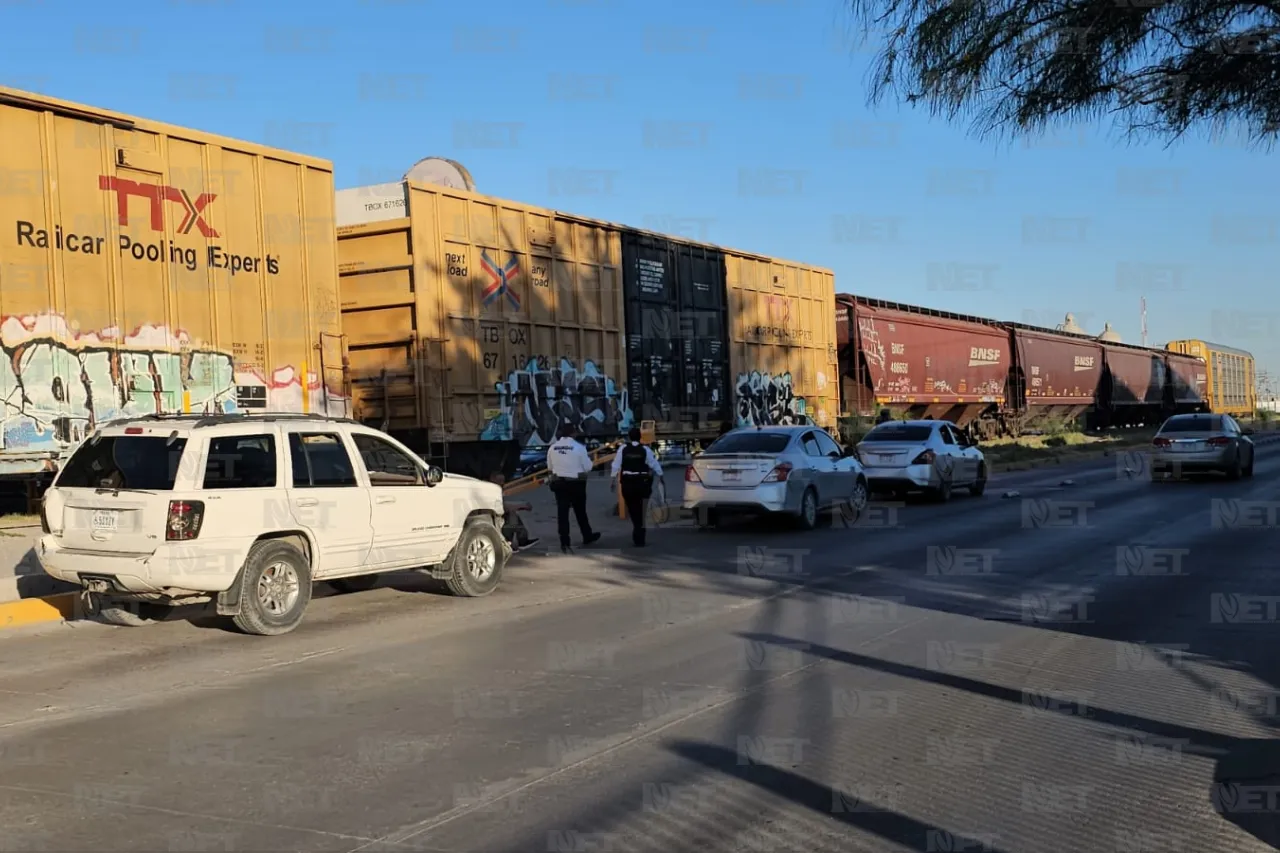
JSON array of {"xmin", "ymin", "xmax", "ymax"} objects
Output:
[
  {"xmin": 610, "ymin": 426, "xmax": 664, "ymax": 547},
  {"xmin": 546, "ymin": 423, "xmax": 601, "ymax": 553}
]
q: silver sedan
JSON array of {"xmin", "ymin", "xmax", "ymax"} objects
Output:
[
  {"xmin": 1150, "ymin": 413, "xmax": 1255, "ymax": 480},
  {"xmin": 682, "ymin": 426, "xmax": 869, "ymax": 530},
  {"xmin": 855, "ymin": 419, "xmax": 987, "ymax": 502}
]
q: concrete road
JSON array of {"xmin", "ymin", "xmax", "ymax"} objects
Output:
[{"xmin": 1, "ymin": 447, "xmax": 1279, "ymax": 852}]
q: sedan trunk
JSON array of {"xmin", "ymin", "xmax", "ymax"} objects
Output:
[{"xmin": 692, "ymin": 453, "xmax": 780, "ymax": 488}]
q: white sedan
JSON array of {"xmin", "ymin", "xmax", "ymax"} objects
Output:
[{"xmin": 855, "ymin": 419, "xmax": 987, "ymax": 501}]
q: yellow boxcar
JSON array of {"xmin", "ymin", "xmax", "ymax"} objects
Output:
[
  {"xmin": 1165, "ymin": 339, "xmax": 1256, "ymax": 417},
  {"xmin": 1167, "ymin": 340, "xmax": 1254, "ymax": 417},
  {"xmin": 727, "ymin": 254, "xmax": 839, "ymax": 431},
  {"xmin": 336, "ymin": 181, "xmax": 628, "ymax": 458},
  {"xmin": 0, "ymin": 87, "xmax": 346, "ymax": 475}
]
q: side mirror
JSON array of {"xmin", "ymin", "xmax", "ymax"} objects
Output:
[
  {"xmin": 425, "ymin": 465, "xmax": 444, "ymax": 486},
  {"xmin": 1242, "ymin": 427, "xmax": 1255, "ymax": 436}
]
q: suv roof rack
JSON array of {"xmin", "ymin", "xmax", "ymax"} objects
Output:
[{"xmin": 101, "ymin": 412, "xmax": 364, "ymax": 430}]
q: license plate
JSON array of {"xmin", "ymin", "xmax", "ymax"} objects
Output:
[
  {"xmin": 1175, "ymin": 443, "xmax": 1200, "ymax": 453},
  {"xmin": 877, "ymin": 454, "xmax": 897, "ymax": 462},
  {"xmin": 91, "ymin": 510, "xmax": 118, "ymax": 531},
  {"xmin": 722, "ymin": 471, "xmax": 741, "ymax": 481}
]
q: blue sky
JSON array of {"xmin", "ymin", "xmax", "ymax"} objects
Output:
[{"xmin": 3, "ymin": 0, "xmax": 1276, "ymax": 385}]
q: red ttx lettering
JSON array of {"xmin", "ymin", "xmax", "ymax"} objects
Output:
[{"xmin": 98, "ymin": 175, "xmax": 220, "ymax": 238}]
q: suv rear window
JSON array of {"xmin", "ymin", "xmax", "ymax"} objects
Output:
[
  {"xmin": 57, "ymin": 436, "xmax": 188, "ymax": 490},
  {"xmin": 706, "ymin": 432, "xmax": 792, "ymax": 454},
  {"xmin": 1161, "ymin": 416, "xmax": 1222, "ymax": 432},
  {"xmin": 289, "ymin": 433, "xmax": 357, "ymax": 487},
  {"xmin": 203, "ymin": 435, "xmax": 277, "ymax": 489},
  {"xmin": 863, "ymin": 425, "xmax": 934, "ymax": 442}
]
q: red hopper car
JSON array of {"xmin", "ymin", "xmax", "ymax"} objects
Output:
[{"xmin": 836, "ymin": 295, "xmax": 1208, "ymax": 437}]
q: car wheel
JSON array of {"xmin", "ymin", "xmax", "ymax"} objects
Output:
[
  {"xmin": 445, "ymin": 517, "xmax": 506, "ymax": 598},
  {"xmin": 969, "ymin": 465, "xmax": 987, "ymax": 497},
  {"xmin": 844, "ymin": 477, "xmax": 869, "ymax": 523},
  {"xmin": 796, "ymin": 487, "xmax": 819, "ymax": 531},
  {"xmin": 934, "ymin": 478, "xmax": 953, "ymax": 503},
  {"xmin": 1226, "ymin": 457, "xmax": 1243, "ymax": 480},
  {"xmin": 1244, "ymin": 451, "xmax": 1255, "ymax": 477},
  {"xmin": 330, "ymin": 574, "xmax": 379, "ymax": 594},
  {"xmin": 232, "ymin": 540, "xmax": 313, "ymax": 637},
  {"xmin": 90, "ymin": 595, "xmax": 162, "ymax": 627}
]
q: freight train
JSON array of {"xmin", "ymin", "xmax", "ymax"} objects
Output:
[
  {"xmin": 0, "ymin": 86, "xmax": 839, "ymax": 485},
  {"xmin": 0, "ymin": 84, "xmax": 1259, "ymax": 489},
  {"xmin": 836, "ymin": 295, "xmax": 1255, "ymax": 437}
]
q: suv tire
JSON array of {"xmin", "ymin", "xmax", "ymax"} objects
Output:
[
  {"xmin": 232, "ymin": 540, "xmax": 313, "ymax": 636},
  {"xmin": 445, "ymin": 517, "xmax": 506, "ymax": 598}
]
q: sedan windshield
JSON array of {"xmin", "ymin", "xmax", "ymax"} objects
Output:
[
  {"xmin": 706, "ymin": 432, "xmax": 792, "ymax": 454},
  {"xmin": 1161, "ymin": 416, "xmax": 1222, "ymax": 433},
  {"xmin": 862, "ymin": 425, "xmax": 934, "ymax": 442}
]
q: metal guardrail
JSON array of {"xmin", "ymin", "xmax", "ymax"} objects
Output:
[{"xmin": 500, "ymin": 440, "xmax": 624, "ymax": 497}]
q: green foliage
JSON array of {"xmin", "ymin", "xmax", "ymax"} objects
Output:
[{"xmin": 844, "ymin": 0, "xmax": 1280, "ymax": 147}]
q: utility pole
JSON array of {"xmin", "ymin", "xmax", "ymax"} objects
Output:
[{"xmin": 1140, "ymin": 296, "xmax": 1148, "ymax": 347}]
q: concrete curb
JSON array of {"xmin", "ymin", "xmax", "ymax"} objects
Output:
[
  {"xmin": 5, "ymin": 430, "xmax": 1277, "ymax": 636},
  {"xmin": 0, "ymin": 592, "xmax": 78, "ymax": 631}
]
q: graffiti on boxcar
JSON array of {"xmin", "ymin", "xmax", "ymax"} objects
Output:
[
  {"xmin": 480, "ymin": 356, "xmax": 633, "ymax": 447},
  {"xmin": 735, "ymin": 371, "xmax": 806, "ymax": 426},
  {"xmin": 857, "ymin": 317, "xmax": 887, "ymax": 375},
  {"xmin": 0, "ymin": 314, "xmax": 344, "ymax": 457}
]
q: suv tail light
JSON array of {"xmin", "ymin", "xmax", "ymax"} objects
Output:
[
  {"xmin": 685, "ymin": 465, "xmax": 701, "ymax": 483},
  {"xmin": 1206, "ymin": 436, "xmax": 1231, "ymax": 447},
  {"xmin": 166, "ymin": 500, "xmax": 204, "ymax": 541},
  {"xmin": 762, "ymin": 462, "xmax": 793, "ymax": 483},
  {"xmin": 1153, "ymin": 437, "xmax": 1172, "ymax": 448},
  {"xmin": 912, "ymin": 449, "xmax": 937, "ymax": 465},
  {"xmin": 39, "ymin": 502, "xmax": 49, "ymax": 534}
]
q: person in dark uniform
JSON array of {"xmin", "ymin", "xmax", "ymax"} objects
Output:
[
  {"xmin": 610, "ymin": 426, "xmax": 664, "ymax": 546},
  {"xmin": 876, "ymin": 408, "xmax": 892, "ymax": 425}
]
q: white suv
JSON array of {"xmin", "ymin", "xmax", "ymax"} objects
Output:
[{"xmin": 37, "ymin": 413, "xmax": 511, "ymax": 636}]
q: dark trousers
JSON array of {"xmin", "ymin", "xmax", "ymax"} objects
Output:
[
  {"xmin": 501, "ymin": 507, "xmax": 530, "ymax": 546},
  {"xmin": 621, "ymin": 475, "xmax": 652, "ymax": 545},
  {"xmin": 552, "ymin": 479, "xmax": 593, "ymax": 546}
]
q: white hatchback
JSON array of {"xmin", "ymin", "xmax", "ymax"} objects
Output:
[{"xmin": 37, "ymin": 413, "xmax": 510, "ymax": 636}]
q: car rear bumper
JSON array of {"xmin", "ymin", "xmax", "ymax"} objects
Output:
[
  {"xmin": 1151, "ymin": 448, "xmax": 1234, "ymax": 471},
  {"xmin": 682, "ymin": 481, "xmax": 797, "ymax": 514},
  {"xmin": 863, "ymin": 464, "xmax": 938, "ymax": 491},
  {"xmin": 38, "ymin": 536, "xmax": 245, "ymax": 595}
]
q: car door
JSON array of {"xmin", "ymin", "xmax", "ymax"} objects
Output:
[
  {"xmin": 945, "ymin": 425, "xmax": 978, "ymax": 483},
  {"xmin": 799, "ymin": 431, "xmax": 833, "ymax": 500},
  {"xmin": 350, "ymin": 431, "xmax": 439, "ymax": 569},
  {"xmin": 284, "ymin": 429, "xmax": 373, "ymax": 577},
  {"xmin": 813, "ymin": 430, "xmax": 854, "ymax": 501},
  {"xmin": 935, "ymin": 424, "xmax": 963, "ymax": 484},
  {"xmin": 1223, "ymin": 416, "xmax": 1250, "ymax": 466}
]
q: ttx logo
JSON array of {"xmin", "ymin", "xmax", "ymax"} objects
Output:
[{"xmin": 98, "ymin": 175, "xmax": 220, "ymax": 237}]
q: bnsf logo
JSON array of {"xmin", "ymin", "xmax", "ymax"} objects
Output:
[
  {"xmin": 970, "ymin": 347, "xmax": 1000, "ymax": 362},
  {"xmin": 98, "ymin": 175, "xmax": 220, "ymax": 238},
  {"xmin": 1074, "ymin": 356, "xmax": 1095, "ymax": 368}
]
